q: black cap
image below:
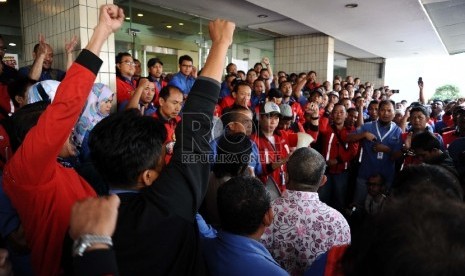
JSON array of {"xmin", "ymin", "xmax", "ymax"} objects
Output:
[{"xmin": 147, "ymin": 58, "xmax": 163, "ymax": 68}]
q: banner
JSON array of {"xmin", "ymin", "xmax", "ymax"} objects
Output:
[{"xmin": 2, "ymin": 53, "xmax": 19, "ymax": 70}]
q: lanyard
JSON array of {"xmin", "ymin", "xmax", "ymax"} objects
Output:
[
  {"xmin": 375, "ymin": 121, "xmax": 394, "ymax": 143},
  {"xmin": 110, "ymin": 189, "xmax": 140, "ymax": 194}
]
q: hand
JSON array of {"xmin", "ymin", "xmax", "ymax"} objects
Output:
[
  {"xmin": 373, "ymin": 143, "xmax": 390, "ymax": 153},
  {"xmin": 262, "ymin": 57, "xmax": 270, "ymax": 65},
  {"xmin": 65, "ymin": 35, "xmax": 79, "ymax": 54},
  {"xmin": 191, "ymin": 66, "xmax": 198, "ymax": 78},
  {"xmin": 403, "ymin": 107, "xmax": 411, "ymax": 121},
  {"xmin": 0, "ymin": 249, "xmax": 12, "ymax": 276},
  {"xmin": 69, "ymin": 195, "xmax": 120, "ymax": 240},
  {"xmin": 271, "ymin": 155, "xmax": 289, "ymax": 170},
  {"xmin": 364, "ymin": 131, "xmax": 377, "ymax": 142},
  {"xmin": 325, "ymin": 103, "xmax": 334, "ymax": 113},
  {"xmin": 326, "ymin": 159, "xmax": 338, "ymax": 166},
  {"xmin": 137, "ymin": 77, "xmax": 150, "ymax": 89},
  {"xmin": 97, "ymin": 4, "xmax": 125, "ymax": 34},
  {"xmin": 36, "ymin": 34, "xmax": 49, "ymax": 57},
  {"xmin": 306, "ymin": 102, "xmax": 319, "ymax": 117},
  {"xmin": 208, "ymin": 19, "xmax": 235, "ymax": 47},
  {"xmin": 404, "ymin": 132, "xmax": 412, "ymax": 149}
]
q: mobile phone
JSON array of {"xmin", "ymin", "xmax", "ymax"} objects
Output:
[
  {"xmin": 391, "ymin": 89, "xmax": 400, "ymax": 93},
  {"xmin": 418, "ymin": 77, "xmax": 423, "ymax": 85}
]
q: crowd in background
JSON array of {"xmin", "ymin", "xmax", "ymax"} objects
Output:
[{"xmin": 0, "ymin": 4, "xmax": 464, "ymax": 275}]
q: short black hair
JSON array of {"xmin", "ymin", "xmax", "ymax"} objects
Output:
[
  {"xmin": 378, "ymin": 100, "xmax": 395, "ymax": 110},
  {"xmin": 232, "ymin": 81, "xmax": 250, "ymax": 94},
  {"xmin": 287, "ymin": 147, "xmax": 326, "ymax": 190},
  {"xmin": 226, "ymin": 63, "xmax": 236, "ymax": 71},
  {"xmin": 178, "ymin": 55, "xmax": 193, "ymax": 65},
  {"xmin": 89, "ymin": 109, "xmax": 166, "ymax": 187},
  {"xmin": 8, "ymin": 77, "xmax": 36, "ymax": 108},
  {"xmin": 411, "ymin": 131, "xmax": 440, "ymax": 151},
  {"xmin": 9, "ymin": 101, "xmax": 50, "ymax": 152},
  {"xmin": 410, "ymin": 106, "xmax": 429, "ymax": 117},
  {"xmin": 367, "ymin": 100, "xmax": 379, "ymax": 108},
  {"xmin": 217, "ymin": 176, "xmax": 270, "ymax": 235},
  {"xmin": 342, "ymin": 195, "xmax": 465, "ymax": 276},
  {"xmin": 115, "ymin": 52, "xmax": 132, "ymax": 64},
  {"xmin": 221, "ymin": 105, "xmax": 252, "ymax": 127},
  {"xmin": 392, "ymin": 164, "xmax": 463, "ymax": 200},
  {"xmin": 212, "ymin": 133, "xmax": 252, "ymax": 178}
]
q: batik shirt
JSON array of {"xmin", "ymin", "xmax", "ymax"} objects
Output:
[{"xmin": 262, "ymin": 190, "xmax": 351, "ymax": 276}]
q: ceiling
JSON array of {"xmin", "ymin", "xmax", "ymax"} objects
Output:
[{"xmin": 125, "ymin": 0, "xmax": 465, "ymax": 59}]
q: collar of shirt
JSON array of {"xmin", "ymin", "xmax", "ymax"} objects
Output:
[
  {"xmin": 217, "ymin": 231, "xmax": 279, "ymax": 264},
  {"xmin": 283, "ymin": 189, "xmax": 320, "ymax": 201}
]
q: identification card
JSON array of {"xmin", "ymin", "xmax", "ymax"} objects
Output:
[{"xmin": 377, "ymin": 152, "xmax": 384, "ymax": 160}]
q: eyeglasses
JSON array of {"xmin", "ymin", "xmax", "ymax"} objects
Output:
[{"xmin": 120, "ymin": 61, "xmax": 135, "ymax": 66}]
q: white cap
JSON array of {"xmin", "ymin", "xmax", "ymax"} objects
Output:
[
  {"xmin": 279, "ymin": 104, "xmax": 293, "ymax": 118},
  {"xmin": 261, "ymin": 102, "xmax": 281, "ymax": 115},
  {"xmin": 27, "ymin": 80, "xmax": 60, "ymax": 104}
]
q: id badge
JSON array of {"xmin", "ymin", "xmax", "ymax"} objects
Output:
[{"xmin": 377, "ymin": 152, "xmax": 384, "ymax": 160}]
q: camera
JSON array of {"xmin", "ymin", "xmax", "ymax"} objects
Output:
[
  {"xmin": 391, "ymin": 89, "xmax": 400, "ymax": 93},
  {"xmin": 418, "ymin": 77, "xmax": 423, "ymax": 85}
]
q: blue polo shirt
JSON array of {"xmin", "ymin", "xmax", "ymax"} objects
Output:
[
  {"xmin": 201, "ymin": 230, "xmax": 288, "ymax": 276},
  {"xmin": 18, "ymin": 66, "xmax": 65, "ymax": 81},
  {"xmin": 356, "ymin": 120, "xmax": 402, "ymax": 183},
  {"xmin": 169, "ymin": 71, "xmax": 196, "ymax": 95}
]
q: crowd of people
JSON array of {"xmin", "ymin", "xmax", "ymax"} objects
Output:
[{"xmin": 0, "ymin": 3, "xmax": 464, "ymax": 276}]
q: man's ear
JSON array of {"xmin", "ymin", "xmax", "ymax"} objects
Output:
[
  {"xmin": 158, "ymin": 97, "xmax": 165, "ymax": 107},
  {"xmin": 15, "ymin": 96, "xmax": 26, "ymax": 106},
  {"xmin": 231, "ymin": 91, "xmax": 237, "ymax": 99},
  {"xmin": 319, "ymin": 174, "xmax": 327, "ymax": 188},
  {"xmin": 139, "ymin": 170, "xmax": 154, "ymax": 187},
  {"xmin": 262, "ymin": 208, "xmax": 274, "ymax": 227}
]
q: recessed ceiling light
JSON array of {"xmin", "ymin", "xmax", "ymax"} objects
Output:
[
  {"xmin": 137, "ymin": 13, "xmax": 143, "ymax": 17},
  {"xmin": 125, "ymin": 17, "xmax": 131, "ymax": 20},
  {"xmin": 8, "ymin": 43, "xmax": 16, "ymax": 47},
  {"xmin": 166, "ymin": 25, "xmax": 172, "ymax": 29},
  {"xmin": 257, "ymin": 14, "xmax": 268, "ymax": 18},
  {"xmin": 345, "ymin": 3, "xmax": 358, "ymax": 8},
  {"xmin": 179, "ymin": 23, "xmax": 184, "ymax": 26}
]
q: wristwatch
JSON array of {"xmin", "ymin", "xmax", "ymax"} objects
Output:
[{"xmin": 72, "ymin": 234, "xmax": 113, "ymax": 257}]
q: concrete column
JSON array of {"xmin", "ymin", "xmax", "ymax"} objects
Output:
[
  {"xmin": 347, "ymin": 58, "xmax": 385, "ymax": 88},
  {"xmin": 275, "ymin": 34, "xmax": 334, "ymax": 84},
  {"xmin": 20, "ymin": 0, "xmax": 116, "ymax": 92}
]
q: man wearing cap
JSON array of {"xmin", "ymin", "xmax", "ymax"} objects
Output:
[
  {"xmin": 252, "ymin": 102, "xmax": 316, "ymax": 192},
  {"xmin": 277, "ymin": 103, "xmax": 304, "ymax": 135},
  {"xmin": 147, "ymin": 57, "xmax": 167, "ymax": 106}
]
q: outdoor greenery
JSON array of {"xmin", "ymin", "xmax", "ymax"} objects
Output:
[{"xmin": 431, "ymin": 84, "xmax": 462, "ymax": 101}]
